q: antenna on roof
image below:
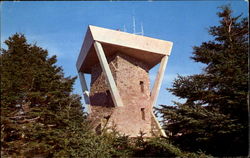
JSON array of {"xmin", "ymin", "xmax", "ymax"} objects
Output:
[
  {"xmin": 133, "ymin": 16, "xmax": 136, "ymax": 34},
  {"xmin": 123, "ymin": 25, "xmax": 127, "ymax": 32},
  {"xmin": 141, "ymin": 22, "xmax": 144, "ymax": 36},
  {"xmin": 132, "ymin": 16, "xmax": 144, "ymax": 36}
]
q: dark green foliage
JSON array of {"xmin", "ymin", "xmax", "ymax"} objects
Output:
[
  {"xmin": 0, "ymin": 34, "xmax": 86, "ymax": 157},
  {"xmin": 133, "ymin": 137, "xmax": 182, "ymax": 157},
  {"xmin": 132, "ymin": 136, "xmax": 208, "ymax": 158},
  {"xmin": 159, "ymin": 5, "xmax": 248, "ymax": 156}
]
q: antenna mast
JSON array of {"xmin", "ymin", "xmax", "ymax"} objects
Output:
[
  {"xmin": 123, "ymin": 25, "xmax": 127, "ymax": 32},
  {"xmin": 141, "ymin": 22, "xmax": 144, "ymax": 36},
  {"xmin": 127, "ymin": 16, "xmax": 144, "ymax": 36},
  {"xmin": 133, "ymin": 16, "xmax": 136, "ymax": 34}
]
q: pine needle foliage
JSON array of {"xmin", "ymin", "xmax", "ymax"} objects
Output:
[
  {"xmin": 0, "ymin": 34, "xmax": 87, "ymax": 157},
  {"xmin": 158, "ymin": 5, "xmax": 248, "ymax": 157}
]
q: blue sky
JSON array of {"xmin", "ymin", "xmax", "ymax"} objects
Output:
[{"xmin": 1, "ymin": 1, "xmax": 248, "ymax": 111}]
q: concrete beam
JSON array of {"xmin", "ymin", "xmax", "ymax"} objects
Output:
[
  {"xmin": 89, "ymin": 25, "xmax": 173, "ymax": 56},
  {"xmin": 94, "ymin": 41, "xmax": 124, "ymax": 107},
  {"xmin": 76, "ymin": 28, "xmax": 94, "ymax": 72},
  {"xmin": 150, "ymin": 55, "xmax": 169, "ymax": 108},
  {"xmin": 151, "ymin": 111, "xmax": 167, "ymax": 137},
  {"xmin": 78, "ymin": 72, "xmax": 91, "ymax": 113},
  {"xmin": 76, "ymin": 25, "xmax": 173, "ymax": 73}
]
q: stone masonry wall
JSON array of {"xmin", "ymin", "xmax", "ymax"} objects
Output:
[
  {"xmin": 89, "ymin": 55, "xmax": 117, "ymax": 132},
  {"xmin": 89, "ymin": 53, "xmax": 152, "ymax": 137}
]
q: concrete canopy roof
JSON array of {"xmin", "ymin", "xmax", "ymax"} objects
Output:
[{"xmin": 76, "ymin": 25, "xmax": 173, "ymax": 73}]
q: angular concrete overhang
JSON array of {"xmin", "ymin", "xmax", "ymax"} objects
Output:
[{"xmin": 76, "ymin": 25, "xmax": 173, "ymax": 73}]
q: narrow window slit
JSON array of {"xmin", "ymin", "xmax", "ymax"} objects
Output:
[
  {"xmin": 140, "ymin": 81, "xmax": 144, "ymax": 92},
  {"xmin": 105, "ymin": 90, "xmax": 114, "ymax": 106},
  {"xmin": 106, "ymin": 90, "xmax": 111, "ymax": 97},
  {"xmin": 141, "ymin": 108, "xmax": 145, "ymax": 120},
  {"xmin": 105, "ymin": 90, "xmax": 111, "ymax": 105}
]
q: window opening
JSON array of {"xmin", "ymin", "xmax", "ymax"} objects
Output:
[
  {"xmin": 106, "ymin": 90, "xmax": 111, "ymax": 97},
  {"xmin": 141, "ymin": 108, "xmax": 145, "ymax": 120},
  {"xmin": 105, "ymin": 90, "xmax": 111, "ymax": 105},
  {"xmin": 140, "ymin": 81, "xmax": 144, "ymax": 92}
]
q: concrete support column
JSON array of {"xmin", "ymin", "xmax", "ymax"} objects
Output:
[
  {"xmin": 78, "ymin": 72, "xmax": 91, "ymax": 113},
  {"xmin": 94, "ymin": 41, "xmax": 124, "ymax": 107},
  {"xmin": 150, "ymin": 55, "xmax": 169, "ymax": 108}
]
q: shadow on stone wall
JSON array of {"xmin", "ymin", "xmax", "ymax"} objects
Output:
[{"xmin": 89, "ymin": 91, "xmax": 114, "ymax": 107}]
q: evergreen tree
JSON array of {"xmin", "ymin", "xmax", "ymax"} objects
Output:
[
  {"xmin": 0, "ymin": 33, "xmax": 87, "ymax": 157},
  {"xmin": 159, "ymin": 5, "xmax": 248, "ymax": 156}
]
